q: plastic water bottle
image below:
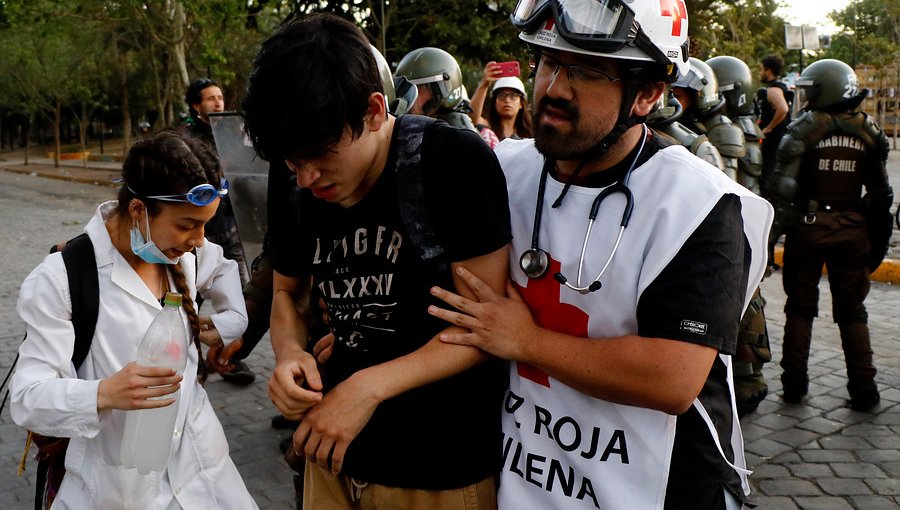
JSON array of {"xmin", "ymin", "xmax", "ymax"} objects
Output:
[{"xmin": 120, "ymin": 292, "xmax": 188, "ymax": 474}]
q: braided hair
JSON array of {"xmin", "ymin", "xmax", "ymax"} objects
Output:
[{"xmin": 116, "ymin": 129, "xmax": 224, "ymax": 383}]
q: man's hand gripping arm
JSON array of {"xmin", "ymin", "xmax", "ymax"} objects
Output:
[{"xmin": 429, "ymin": 267, "xmax": 717, "ymax": 416}]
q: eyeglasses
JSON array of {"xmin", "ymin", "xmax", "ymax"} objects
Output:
[
  {"xmin": 129, "ymin": 179, "xmax": 229, "ymax": 206},
  {"xmin": 495, "ymin": 91, "xmax": 522, "ymax": 101},
  {"xmin": 538, "ymin": 53, "xmax": 621, "ymax": 84}
]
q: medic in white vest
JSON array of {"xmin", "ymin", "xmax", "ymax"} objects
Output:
[{"xmin": 429, "ymin": 0, "xmax": 773, "ymax": 509}]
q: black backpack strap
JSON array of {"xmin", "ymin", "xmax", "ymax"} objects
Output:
[
  {"xmin": 393, "ymin": 115, "xmax": 449, "ymax": 275},
  {"xmin": 59, "ymin": 234, "xmax": 99, "ymax": 370},
  {"xmin": 1, "ymin": 235, "xmax": 98, "ymax": 416},
  {"xmin": 0, "ymin": 352, "xmax": 17, "ymax": 413},
  {"xmin": 34, "ymin": 457, "xmax": 47, "ymax": 510}
]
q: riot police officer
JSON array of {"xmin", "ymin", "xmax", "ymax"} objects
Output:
[
  {"xmin": 706, "ymin": 55, "xmax": 772, "ymax": 415},
  {"xmin": 708, "ymin": 55, "xmax": 764, "ymax": 194},
  {"xmin": 648, "ymin": 87, "xmax": 726, "ymax": 170},
  {"xmin": 395, "ymin": 47, "xmax": 478, "ymax": 131},
  {"xmin": 768, "ymin": 59, "xmax": 893, "ymax": 412},
  {"xmin": 673, "ymin": 57, "xmax": 771, "ymax": 415},
  {"xmin": 673, "ymin": 58, "xmax": 746, "ymax": 183}
]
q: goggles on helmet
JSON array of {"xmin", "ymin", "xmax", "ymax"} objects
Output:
[
  {"xmin": 130, "ymin": 179, "xmax": 229, "ymax": 206},
  {"xmin": 512, "ymin": 0, "xmax": 673, "ymax": 75}
]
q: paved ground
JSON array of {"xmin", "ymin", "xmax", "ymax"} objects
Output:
[{"xmin": 0, "ymin": 147, "xmax": 899, "ymax": 509}]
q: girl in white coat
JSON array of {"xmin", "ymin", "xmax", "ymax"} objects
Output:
[{"xmin": 11, "ymin": 130, "xmax": 258, "ymax": 509}]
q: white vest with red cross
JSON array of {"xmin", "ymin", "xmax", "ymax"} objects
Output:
[{"xmin": 494, "ymin": 138, "xmax": 772, "ymax": 510}]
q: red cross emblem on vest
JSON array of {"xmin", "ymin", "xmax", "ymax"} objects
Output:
[
  {"xmin": 514, "ymin": 256, "xmax": 590, "ymax": 388},
  {"xmin": 659, "ymin": 0, "xmax": 687, "ymax": 37}
]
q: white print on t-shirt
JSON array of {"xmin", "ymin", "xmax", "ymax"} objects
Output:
[
  {"xmin": 312, "ymin": 225, "xmax": 405, "ymax": 352},
  {"xmin": 318, "ymin": 274, "xmax": 395, "ymax": 299},
  {"xmin": 312, "ymin": 226, "xmax": 403, "ymax": 264},
  {"xmin": 680, "ymin": 319, "xmax": 708, "ymax": 335}
]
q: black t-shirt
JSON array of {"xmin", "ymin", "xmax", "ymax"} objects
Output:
[
  {"xmin": 761, "ymin": 81, "xmax": 790, "ymax": 136},
  {"xmin": 274, "ymin": 117, "xmax": 512, "ymax": 489},
  {"xmin": 563, "ymin": 131, "xmax": 751, "ymax": 507}
]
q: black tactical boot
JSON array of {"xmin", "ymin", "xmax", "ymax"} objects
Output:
[
  {"xmin": 780, "ymin": 316, "xmax": 813, "ymax": 403},
  {"xmin": 781, "ymin": 370, "xmax": 808, "ymax": 404},
  {"xmin": 848, "ymin": 379, "xmax": 880, "ymax": 412}
]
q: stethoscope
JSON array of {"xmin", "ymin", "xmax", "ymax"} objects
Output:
[{"xmin": 519, "ymin": 126, "xmax": 646, "ymax": 294}]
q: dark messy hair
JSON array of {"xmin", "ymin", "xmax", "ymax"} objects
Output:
[
  {"xmin": 762, "ymin": 55, "xmax": 785, "ymax": 77},
  {"xmin": 185, "ymin": 78, "xmax": 221, "ymax": 120},
  {"xmin": 116, "ymin": 128, "xmax": 223, "ymax": 216},
  {"xmin": 241, "ymin": 13, "xmax": 383, "ymax": 163},
  {"xmin": 116, "ymin": 128, "xmax": 224, "ymax": 383}
]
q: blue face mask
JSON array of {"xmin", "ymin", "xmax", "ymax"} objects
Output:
[{"xmin": 130, "ymin": 210, "xmax": 179, "ymax": 265}]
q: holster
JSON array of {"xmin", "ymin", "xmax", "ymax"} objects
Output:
[{"xmin": 735, "ymin": 289, "xmax": 771, "ymax": 364}]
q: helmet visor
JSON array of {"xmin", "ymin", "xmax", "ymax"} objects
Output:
[
  {"xmin": 795, "ymin": 79, "xmax": 815, "ymax": 109},
  {"xmin": 513, "ymin": 0, "xmax": 633, "ymax": 51},
  {"xmin": 513, "ymin": 0, "xmax": 673, "ymax": 75}
]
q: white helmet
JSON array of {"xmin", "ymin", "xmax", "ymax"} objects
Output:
[
  {"xmin": 492, "ymin": 76, "xmax": 528, "ymax": 100},
  {"xmin": 513, "ymin": 0, "xmax": 690, "ymax": 81}
]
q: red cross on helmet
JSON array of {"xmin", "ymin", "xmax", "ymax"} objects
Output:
[{"xmin": 512, "ymin": 0, "xmax": 690, "ymax": 81}]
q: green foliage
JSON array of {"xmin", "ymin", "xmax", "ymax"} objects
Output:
[
  {"xmin": 823, "ymin": 0, "xmax": 899, "ymax": 67},
  {"xmin": 0, "ymin": 0, "xmax": 895, "ymax": 143},
  {"xmin": 685, "ymin": 0, "xmax": 787, "ymax": 72}
]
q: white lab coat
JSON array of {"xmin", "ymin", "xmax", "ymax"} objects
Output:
[{"xmin": 11, "ymin": 201, "xmax": 257, "ymax": 509}]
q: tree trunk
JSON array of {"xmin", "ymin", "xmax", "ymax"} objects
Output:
[
  {"xmin": 53, "ymin": 99, "xmax": 62, "ymax": 168},
  {"xmin": 24, "ymin": 113, "xmax": 33, "ymax": 166},
  {"xmin": 122, "ymin": 85, "xmax": 133, "ymax": 152},
  {"xmin": 114, "ymin": 40, "xmax": 133, "ymax": 151},
  {"xmin": 78, "ymin": 103, "xmax": 90, "ymax": 169},
  {"xmin": 173, "ymin": 1, "xmax": 190, "ymax": 91}
]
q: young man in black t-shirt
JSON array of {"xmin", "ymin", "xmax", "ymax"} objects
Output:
[
  {"xmin": 241, "ymin": 14, "xmax": 511, "ymax": 509},
  {"xmin": 759, "ymin": 54, "xmax": 791, "ymax": 193}
]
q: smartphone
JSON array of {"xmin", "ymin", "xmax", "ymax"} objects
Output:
[{"xmin": 497, "ymin": 61, "xmax": 521, "ymax": 78}]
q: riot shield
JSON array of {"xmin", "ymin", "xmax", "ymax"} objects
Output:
[{"xmin": 209, "ymin": 112, "xmax": 268, "ymax": 264}]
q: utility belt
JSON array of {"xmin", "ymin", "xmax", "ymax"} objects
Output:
[{"xmin": 800, "ymin": 199, "xmax": 862, "ymax": 224}]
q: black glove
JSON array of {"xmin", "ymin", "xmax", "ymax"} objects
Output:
[{"xmin": 868, "ymin": 254, "xmax": 885, "ymax": 273}]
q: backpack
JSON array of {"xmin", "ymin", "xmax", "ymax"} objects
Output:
[
  {"xmin": 392, "ymin": 114, "xmax": 449, "ymax": 278},
  {"xmin": 1, "ymin": 233, "xmax": 98, "ymax": 510}
]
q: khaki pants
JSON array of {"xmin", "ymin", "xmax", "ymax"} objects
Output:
[{"xmin": 303, "ymin": 461, "xmax": 497, "ymax": 510}]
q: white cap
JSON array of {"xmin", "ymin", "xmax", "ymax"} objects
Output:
[{"xmin": 492, "ymin": 76, "xmax": 527, "ymax": 100}]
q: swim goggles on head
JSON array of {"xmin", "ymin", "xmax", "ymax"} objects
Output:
[{"xmin": 128, "ymin": 179, "xmax": 229, "ymax": 206}]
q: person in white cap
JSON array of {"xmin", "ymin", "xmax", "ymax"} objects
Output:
[{"xmin": 470, "ymin": 64, "xmax": 534, "ymax": 144}]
